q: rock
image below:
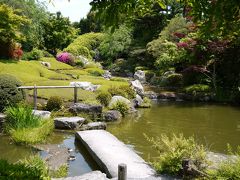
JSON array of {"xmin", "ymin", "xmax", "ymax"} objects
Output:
[
  {"xmin": 130, "ymin": 80, "xmax": 144, "ymax": 96},
  {"xmin": 102, "ymin": 70, "xmax": 112, "ymax": 80},
  {"xmin": 0, "ymin": 113, "xmax": 6, "ymax": 132},
  {"xmin": 134, "ymin": 70, "xmax": 146, "ymax": 82},
  {"xmin": 133, "ymin": 94, "xmax": 144, "ymax": 107},
  {"xmin": 54, "ymin": 117, "xmax": 85, "ymax": 130},
  {"xmin": 69, "ymin": 82, "xmax": 100, "ymax": 91},
  {"xmin": 40, "ymin": 61, "xmax": 51, "ymax": 68},
  {"xmin": 103, "ymin": 110, "xmax": 122, "ymax": 122},
  {"xmin": 69, "ymin": 103, "xmax": 102, "ymax": 115},
  {"xmin": 207, "ymin": 152, "xmax": 237, "ymax": 170},
  {"xmin": 35, "ymin": 144, "xmax": 69, "ymax": 171},
  {"xmin": 109, "ymin": 96, "xmax": 132, "ymax": 108},
  {"xmin": 144, "ymin": 91, "xmax": 159, "ymax": 100},
  {"xmin": 53, "ymin": 171, "xmax": 109, "ymax": 180},
  {"xmin": 32, "ymin": 110, "xmax": 51, "ymax": 119},
  {"xmin": 78, "ymin": 55, "xmax": 90, "ymax": 66},
  {"xmin": 80, "ymin": 122, "xmax": 107, "ymax": 131},
  {"xmin": 163, "ymin": 70, "xmax": 175, "ymax": 77}
]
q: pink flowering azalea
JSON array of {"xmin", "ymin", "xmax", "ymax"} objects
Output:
[{"xmin": 56, "ymin": 52, "xmax": 74, "ymax": 65}]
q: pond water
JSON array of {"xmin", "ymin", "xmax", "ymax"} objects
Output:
[
  {"xmin": 0, "ymin": 131, "xmax": 99, "ymax": 177},
  {"xmin": 0, "ymin": 102, "xmax": 239, "ymax": 177},
  {"xmin": 108, "ymin": 102, "xmax": 240, "ymax": 160}
]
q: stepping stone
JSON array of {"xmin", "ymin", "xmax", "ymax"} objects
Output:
[
  {"xmin": 32, "ymin": 110, "xmax": 51, "ymax": 119},
  {"xmin": 54, "ymin": 117, "xmax": 85, "ymax": 130},
  {"xmin": 75, "ymin": 130, "xmax": 157, "ymax": 179},
  {"xmin": 80, "ymin": 122, "xmax": 106, "ymax": 131}
]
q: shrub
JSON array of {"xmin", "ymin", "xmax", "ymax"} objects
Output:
[
  {"xmin": 108, "ymin": 85, "xmax": 136, "ymax": 99},
  {"xmin": 139, "ymin": 97, "xmax": 152, "ymax": 108},
  {"xmin": 109, "ymin": 100, "xmax": 130, "ymax": 116},
  {"xmin": 45, "ymin": 96, "xmax": 63, "ymax": 111},
  {"xmin": 135, "ymin": 66, "xmax": 148, "ymax": 71},
  {"xmin": 146, "ymin": 134, "xmax": 207, "ymax": 176},
  {"xmin": 85, "ymin": 68, "xmax": 104, "ymax": 76},
  {"xmin": 4, "ymin": 105, "xmax": 40, "ymax": 131},
  {"xmin": 208, "ymin": 145, "xmax": 240, "ymax": 179},
  {"xmin": 65, "ymin": 45, "xmax": 91, "ymax": 59},
  {"xmin": 96, "ymin": 91, "xmax": 112, "ymax": 106},
  {"xmin": 64, "ymin": 33, "xmax": 104, "ymax": 59},
  {"xmin": 184, "ymin": 84, "xmax": 211, "ymax": 95},
  {"xmin": 56, "ymin": 52, "xmax": 75, "ymax": 65},
  {"xmin": 160, "ymin": 73, "xmax": 183, "ymax": 87},
  {"xmin": 22, "ymin": 48, "xmax": 44, "ymax": 60},
  {"xmin": 144, "ymin": 70, "xmax": 156, "ymax": 82},
  {"xmin": 10, "ymin": 119, "xmax": 54, "ymax": 144},
  {"xmin": 0, "ymin": 156, "xmax": 49, "ymax": 179},
  {"xmin": 0, "ymin": 74, "xmax": 25, "ymax": 112}
]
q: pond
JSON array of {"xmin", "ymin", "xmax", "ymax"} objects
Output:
[
  {"xmin": 108, "ymin": 102, "xmax": 240, "ymax": 160},
  {"xmin": 0, "ymin": 102, "xmax": 240, "ymax": 177}
]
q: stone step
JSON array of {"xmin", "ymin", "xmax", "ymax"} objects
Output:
[{"xmin": 75, "ymin": 130, "xmax": 158, "ymax": 179}]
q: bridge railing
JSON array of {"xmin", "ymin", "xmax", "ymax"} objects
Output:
[{"xmin": 18, "ymin": 85, "xmax": 79, "ymax": 110}]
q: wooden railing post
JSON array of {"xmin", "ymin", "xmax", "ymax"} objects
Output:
[
  {"xmin": 33, "ymin": 85, "xmax": 37, "ymax": 110},
  {"xmin": 74, "ymin": 86, "xmax": 78, "ymax": 103},
  {"xmin": 118, "ymin": 163, "xmax": 127, "ymax": 180}
]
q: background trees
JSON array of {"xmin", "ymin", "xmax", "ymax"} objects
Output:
[
  {"xmin": 0, "ymin": 4, "xmax": 29, "ymax": 58},
  {"xmin": 42, "ymin": 12, "xmax": 78, "ymax": 55}
]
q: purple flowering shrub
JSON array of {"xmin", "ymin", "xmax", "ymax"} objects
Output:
[{"xmin": 56, "ymin": 52, "xmax": 75, "ymax": 65}]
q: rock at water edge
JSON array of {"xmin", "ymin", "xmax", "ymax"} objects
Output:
[{"xmin": 54, "ymin": 117, "xmax": 85, "ymax": 130}]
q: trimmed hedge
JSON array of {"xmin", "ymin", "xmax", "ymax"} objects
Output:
[{"xmin": 0, "ymin": 74, "xmax": 25, "ymax": 112}]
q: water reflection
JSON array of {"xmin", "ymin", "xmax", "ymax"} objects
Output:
[{"xmin": 108, "ymin": 102, "xmax": 240, "ymax": 160}]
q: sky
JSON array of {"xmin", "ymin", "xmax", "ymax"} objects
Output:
[{"xmin": 41, "ymin": 0, "xmax": 92, "ymax": 22}]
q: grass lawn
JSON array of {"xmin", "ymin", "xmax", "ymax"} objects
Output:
[{"xmin": 0, "ymin": 58, "xmax": 129, "ymax": 103}]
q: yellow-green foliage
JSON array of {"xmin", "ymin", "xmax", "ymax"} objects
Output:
[
  {"xmin": 0, "ymin": 58, "xmax": 70, "ymax": 83},
  {"xmin": 146, "ymin": 134, "xmax": 207, "ymax": 176},
  {"xmin": 85, "ymin": 67, "xmax": 105, "ymax": 76},
  {"xmin": 50, "ymin": 164, "xmax": 68, "ymax": 178},
  {"xmin": 10, "ymin": 119, "xmax": 54, "ymax": 144},
  {"xmin": 64, "ymin": 32, "xmax": 105, "ymax": 59},
  {"xmin": 0, "ymin": 156, "xmax": 50, "ymax": 179},
  {"xmin": 208, "ymin": 146, "xmax": 240, "ymax": 179},
  {"xmin": 96, "ymin": 91, "xmax": 112, "ymax": 106}
]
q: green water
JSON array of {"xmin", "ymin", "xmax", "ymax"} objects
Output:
[
  {"xmin": 0, "ymin": 102, "xmax": 239, "ymax": 176},
  {"xmin": 108, "ymin": 102, "xmax": 240, "ymax": 160},
  {"xmin": 0, "ymin": 132, "xmax": 99, "ymax": 176}
]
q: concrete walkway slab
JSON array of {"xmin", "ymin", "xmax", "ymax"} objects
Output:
[{"xmin": 75, "ymin": 130, "xmax": 157, "ymax": 179}]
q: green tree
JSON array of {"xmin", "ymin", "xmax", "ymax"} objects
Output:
[
  {"xmin": 0, "ymin": 0, "xmax": 49, "ymax": 50},
  {"xmin": 0, "ymin": 4, "xmax": 29, "ymax": 58},
  {"xmin": 98, "ymin": 25, "xmax": 133, "ymax": 63},
  {"xmin": 42, "ymin": 12, "xmax": 78, "ymax": 55},
  {"xmin": 76, "ymin": 11, "xmax": 102, "ymax": 35},
  {"xmin": 181, "ymin": 0, "xmax": 240, "ymax": 39}
]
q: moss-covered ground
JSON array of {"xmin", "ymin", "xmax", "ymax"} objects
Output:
[{"xmin": 0, "ymin": 58, "xmax": 129, "ymax": 104}]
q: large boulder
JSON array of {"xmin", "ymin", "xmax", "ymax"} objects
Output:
[
  {"xmin": 133, "ymin": 94, "xmax": 144, "ymax": 107},
  {"xmin": 80, "ymin": 122, "xmax": 107, "ymax": 131},
  {"xmin": 69, "ymin": 103, "xmax": 103, "ymax": 115},
  {"xmin": 130, "ymin": 80, "xmax": 144, "ymax": 96},
  {"xmin": 69, "ymin": 82, "xmax": 100, "ymax": 92},
  {"xmin": 32, "ymin": 110, "xmax": 51, "ymax": 119},
  {"xmin": 103, "ymin": 110, "xmax": 122, "ymax": 122},
  {"xmin": 108, "ymin": 96, "xmax": 132, "ymax": 108},
  {"xmin": 54, "ymin": 117, "xmax": 85, "ymax": 130},
  {"xmin": 134, "ymin": 70, "xmax": 146, "ymax": 82}
]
